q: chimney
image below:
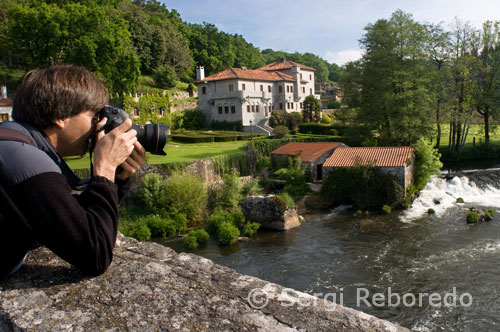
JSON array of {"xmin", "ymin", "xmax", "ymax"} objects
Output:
[
  {"xmin": 196, "ymin": 66, "xmax": 205, "ymax": 81},
  {"xmin": 0, "ymin": 85, "xmax": 7, "ymax": 100}
]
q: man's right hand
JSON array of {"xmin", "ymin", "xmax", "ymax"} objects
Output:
[{"xmin": 93, "ymin": 118, "xmax": 137, "ymax": 182}]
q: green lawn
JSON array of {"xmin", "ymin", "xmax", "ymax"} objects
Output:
[
  {"xmin": 65, "ymin": 142, "xmax": 248, "ymax": 170},
  {"xmin": 436, "ymin": 123, "xmax": 500, "ymax": 147}
]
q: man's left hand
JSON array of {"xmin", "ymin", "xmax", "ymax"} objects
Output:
[{"xmin": 116, "ymin": 141, "xmax": 146, "ymax": 180}]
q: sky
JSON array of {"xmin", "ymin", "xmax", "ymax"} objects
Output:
[{"xmin": 162, "ymin": 0, "xmax": 500, "ymax": 66}]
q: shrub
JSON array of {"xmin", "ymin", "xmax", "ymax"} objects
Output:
[
  {"xmin": 143, "ymin": 215, "xmax": 175, "ymax": 238},
  {"xmin": 213, "ymin": 172, "xmax": 242, "ymax": 210},
  {"xmin": 321, "ymin": 163, "xmax": 404, "ymax": 209},
  {"xmin": 184, "ymin": 229, "xmax": 210, "ymax": 249},
  {"xmin": 456, "ymin": 197, "xmax": 464, "ymax": 203},
  {"xmin": 413, "ymin": 138, "xmax": 443, "ymax": 190},
  {"xmin": 129, "ymin": 222, "xmax": 151, "ymax": 242},
  {"xmin": 162, "ymin": 173, "xmax": 207, "ymax": 221},
  {"xmin": 242, "ymin": 222, "xmax": 260, "ymax": 237},
  {"xmin": 153, "ymin": 65, "xmax": 178, "ymax": 89},
  {"xmin": 242, "ymin": 178, "xmax": 262, "ymax": 196},
  {"xmin": 428, "ymin": 208, "xmax": 436, "ymax": 214},
  {"xmin": 466, "ymin": 210, "xmax": 481, "ymax": 224},
  {"xmin": 277, "ymin": 192, "xmax": 296, "ymax": 209},
  {"xmin": 136, "ymin": 174, "xmax": 167, "ymax": 212},
  {"xmin": 181, "ymin": 109, "xmax": 205, "ymax": 129},
  {"xmin": 273, "ymin": 125, "xmax": 290, "ymax": 138},
  {"xmin": 216, "ymin": 222, "xmax": 240, "ymax": 245},
  {"xmin": 382, "ymin": 205, "xmax": 391, "ymax": 214},
  {"xmin": 485, "ymin": 209, "xmax": 496, "ymax": 219},
  {"xmin": 273, "ymin": 155, "xmax": 310, "ymax": 200}
]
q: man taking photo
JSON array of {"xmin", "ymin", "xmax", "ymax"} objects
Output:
[{"xmin": 0, "ymin": 65, "xmax": 145, "ymax": 280}]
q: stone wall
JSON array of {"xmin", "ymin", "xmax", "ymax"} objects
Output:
[{"xmin": 0, "ymin": 234, "xmax": 409, "ymax": 332}]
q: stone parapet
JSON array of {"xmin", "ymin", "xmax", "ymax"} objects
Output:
[{"xmin": 0, "ymin": 234, "xmax": 409, "ymax": 332}]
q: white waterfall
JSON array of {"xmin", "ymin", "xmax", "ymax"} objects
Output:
[{"xmin": 401, "ymin": 174, "xmax": 500, "ymax": 221}]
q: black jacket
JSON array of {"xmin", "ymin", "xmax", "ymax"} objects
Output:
[{"xmin": 0, "ymin": 121, "xmax": 131, "ymax": 280}]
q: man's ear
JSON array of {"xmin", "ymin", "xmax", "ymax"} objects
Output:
[{"xmin": 54, "ymin": 118, "xmax": 66, "ymax": 129}]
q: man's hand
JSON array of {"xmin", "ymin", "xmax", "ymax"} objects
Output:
[
  {"xmin": 93, "ymin": 118, "xmax": 137, "ymax": 182},
  {"xmin": 116, "ymin": 140, "xmax": 146, "ymax": 180}
]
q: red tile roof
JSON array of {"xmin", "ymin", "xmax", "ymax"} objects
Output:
[
  {"xmin": 324, "ymin": 147, "xmax": 414, "ymax": 167},
  {"xmin": 0, "ymin": 98, "xmax": 13, "ymax": 107},
  {"xmin": 271, "ymin": 142, "xmax": 342, "ymax": 162},
  {"xmin": 258, "ymin": 59, "xmax": 316, "ymax": 72},
  {"xmin": 199, "ymin": 67, "xmax": 296, "ymax": 83}
]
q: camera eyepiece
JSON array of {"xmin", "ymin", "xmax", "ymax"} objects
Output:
[{"xmin": 98, "ymin": 105, "xmax": 169, "ymax": 156}]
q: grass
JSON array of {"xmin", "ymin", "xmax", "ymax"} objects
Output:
[
  {"xmin": 435, "ymin": 123, "xmax": 500, "ymax": 147},
  {"xmin": 65, "ymin": 142, "xmax": 248, "ymax": 170}
]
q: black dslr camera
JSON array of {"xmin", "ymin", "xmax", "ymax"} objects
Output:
[{"xmin": 98, "ymin": 105, "xmax": 170, "ymax": 155}]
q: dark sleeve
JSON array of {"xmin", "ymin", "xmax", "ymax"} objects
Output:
[
  {"xmin": 114, "ymin": 176, "xmax": 134, "ymax": 202},
  {"xmin": 13, "ymin": 173, "xmax": 120, "ymax": 276}
]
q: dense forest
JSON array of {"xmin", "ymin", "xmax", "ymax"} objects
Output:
[{"xmin": 0, "ymin": 0, "xmax": 341, "ymax": 94}]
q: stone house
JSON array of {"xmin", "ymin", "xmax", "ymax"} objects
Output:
[
  {"xmin": 271, "ymin": 142, "xmax": 345, "ymax": 181},
  {"xmin": 323, "ymin": 146, "xmax": 415, "ymax": 190},
  {"xmin": 0, "ymin": 85, "xmax": 12, "ymax": 123},
  {"xmin": 196, "ymin": 59, "xmax": 320, "ymax": 135}
]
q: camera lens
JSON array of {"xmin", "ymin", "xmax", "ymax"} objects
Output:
[{"xmin": 132, "ymin": 123, "xmax": 169, "ymax": 155}]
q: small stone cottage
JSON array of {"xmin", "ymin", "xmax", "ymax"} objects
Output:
[
  {"xmin": 323, "ymin": 146, "xmax": 415, "ymax": 190},
  {"xmin": 271, "ymin": 142, "xmax": 345, "ymax": 181}
]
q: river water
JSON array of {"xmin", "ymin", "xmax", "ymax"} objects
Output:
[{"xmin": 159, "ymin": 169, "xmax": 500, "ymax": 331}]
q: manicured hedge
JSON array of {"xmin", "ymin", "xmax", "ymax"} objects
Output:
[{"xmin": 171, "ymin": 135, "xmax": 215, "ymax": 143}]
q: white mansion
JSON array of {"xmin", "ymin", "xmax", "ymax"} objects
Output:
[{"xmin": 196, "ymin": 59, "xmax": 320, "ymax": 134}]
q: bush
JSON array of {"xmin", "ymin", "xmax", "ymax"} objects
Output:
[
  {"xmin": 162, "ymin": 173, "xmax": 207, "ymax": 222},
  {"xmin": 143, "ymin": 215, "xmax": 175, "ymax": 238},
  {"xmin": 321, "ymin": 164, "xmax": 404, "ymax": 209},
  {"xmin": 485, "ymin": 209, "xmax": 496, "ymax": 219},
  {"xmin": 413, "ymin": 138, "xmax": 443, "ymax": 190},
  {"xmin": 277, "ymin": 192, "xmax": 296, "ymax": 209},
  {"xmin": 466, "ymin": 210, "xmax": 481, "ymax": 224},
  {"xmin": 153, "ymin": 65, "xmax": 178, "ymax": 89},
  {"xmin": 327, "ymin": 100, "xmax": 341, "ymax": 109},
  {"xmin": 181, "ymin": 109, "xmax": 205, "ymax": 129},
  {"xmin": 273, "ymin": 125, "xmax": 290, "ymax": 138},
  {"xmin": 136, "ymin": 174, "xmax": 167, "ymax": 212},
  {"xmin": 427, "ymin": 208, "xmax": 436, "ymax": 214},
  {"xmin": 456, "ymin": 197, "xmax": 464, "ymax": 203},
  {"xmin": 382, "ymin": 205, "xmax": 391, "ymax": 214},
  {"xmin": 184, "ymin": 229, "xmax": 210, "ymax": 249},
  {"xmin": 273, "ymin": 155, "xmax": 310, "ymax": 200},
  {"xmin": 211, "ymin": 120, "xmax": 243, "ymax": 131},
  {"xmin": 216, "ymin": 222, "xmax": 240, "ymax": 245},
  {"xmin": 129, "ymin": 222, "xmax": 151, "ymax": 242},
  {"xmin": 242, "ymin": 222, "xmax": 260, "ymax": 237},
  {"xmin": 213, "ymin": 172, "xmax": 242, "ymax": 210},
  {"xmin": 242, "ymin": 178, "xmax": 262, "ymax": 196}
]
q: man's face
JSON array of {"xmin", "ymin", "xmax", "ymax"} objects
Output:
[{"xmin": 58, "ymin": 110, "xmax": 98, "ymax": 157}]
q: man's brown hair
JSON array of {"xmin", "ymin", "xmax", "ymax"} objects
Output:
[{"xmin": 13, "ymin": 65, "xmax": 109, "ymax": 129}]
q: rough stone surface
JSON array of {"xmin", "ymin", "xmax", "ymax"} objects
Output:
[
  {"xmin": 0, "ymin": 234, "xmax": 409, "ymax": 332},
  {"xmin": 240, "ymin": 195, "xmax": 302, "ymax": 230}
]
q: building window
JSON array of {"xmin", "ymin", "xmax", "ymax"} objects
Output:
[
  {"xmin": 310, "ymin": 88, "xmax": 313, "ymax": 95},
  {"xmin": 231, "ymin": 105, "xmax": 235, "ymax": 113},
  {"xmin": 300, "ymin": 103, "xmax": 303, "ymax": 109},
  {"xmin": 268, "ymin": 86, "xmax": 271, "ymax": 92},
  {"xmin": 290, "ymin": 86, "xmax": 293, "ymax": 93},
  {"xmin": 286, "ymin": 85, "xmax": 290, "ymax": 93},
  {"xmin": 247, "ymin": 105, "xmax": 250, "ymax": 112},
  {"xmin": 133, "ymin": 107, "xmax": 140, "ymax": 118},
  {"xmin": 229, "ymin": 84, "xmax": 233, "ymax": 92},
  {"xmin": 242, "ymin": 84, "xmax": 246, "ymax": 91},
  {"xmin": 157, "ymin": 108, "xmax": 164, "ymax": 117},
  {"xmin": 279, "ymin": 103, "xmax": 283, "ymax": 110},
  {"xmin": 218, "ymin": 107, "xmax": 223, "ymax": 114},
  {"xmin": 302, "ymin": 87, "xmax": 305, "ymax": 93},
  {"xmin": 202, "ymin": 86, "xmax": 206, "ymax": 95},
  {"xmin": 251, "ymin": 105, "xmax": 255, "ymax": 112},
  {"xmin": 272, "ymin": 104, "xmax": 275, "ymax": 111},
  {"xmin": 300, "ymin": 73, "xmax": 303, "ymax": 79},
  {"xmin": 309, "ymin": 74, "xmax": 312, "ymax": 80},
  {"xmin": 279, "ymin": 86, "xmax": 283, "ymax": 93},
  {"xmin": 260, "ymin": 85, "xmax": 263, "ymax": 91},
  {"xmin": 256, "ymin": 105, "xmax": 259, "ymax": 112},
  {"xmin": 225, "ymin": 106, "xmax": 229, "ymax": 114},
  {"xmin": 0, "ymin": 113, "xmax": 8, "ymax": 122},
  {"xmin": 291, "ymin": 103, "xmax": 294, "ymax": 109}
]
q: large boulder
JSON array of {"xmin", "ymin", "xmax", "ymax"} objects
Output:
[
  {"xmin": 240, "ymin": 195, "xmax": 301, "ymax": 230},
  {"xmin": 0, "ymin": 234, "xmax": 409, "ymax": 332}
]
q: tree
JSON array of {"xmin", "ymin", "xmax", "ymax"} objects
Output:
[
  {"xmin": 472, "ymin": 21, "xmax": 500, "ymax": 145},
  {"xmin": 302, "ymin": 95, "xmax": 321, "ymax": 122},
  {"xmin": 5, "ymin": 1, "xmax": 140, "ymax": 93},
  {"xmin": 356, "ymin": 10, "xmax": 434, "ymax": 145},
  {"xmin": 447, "ymin": 19, "xmax": 480, "ymax": 152}
]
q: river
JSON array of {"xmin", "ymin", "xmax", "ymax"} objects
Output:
[{"xmin": 158, "ymin": 168, "xmax": 500, "ymax": 331}]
